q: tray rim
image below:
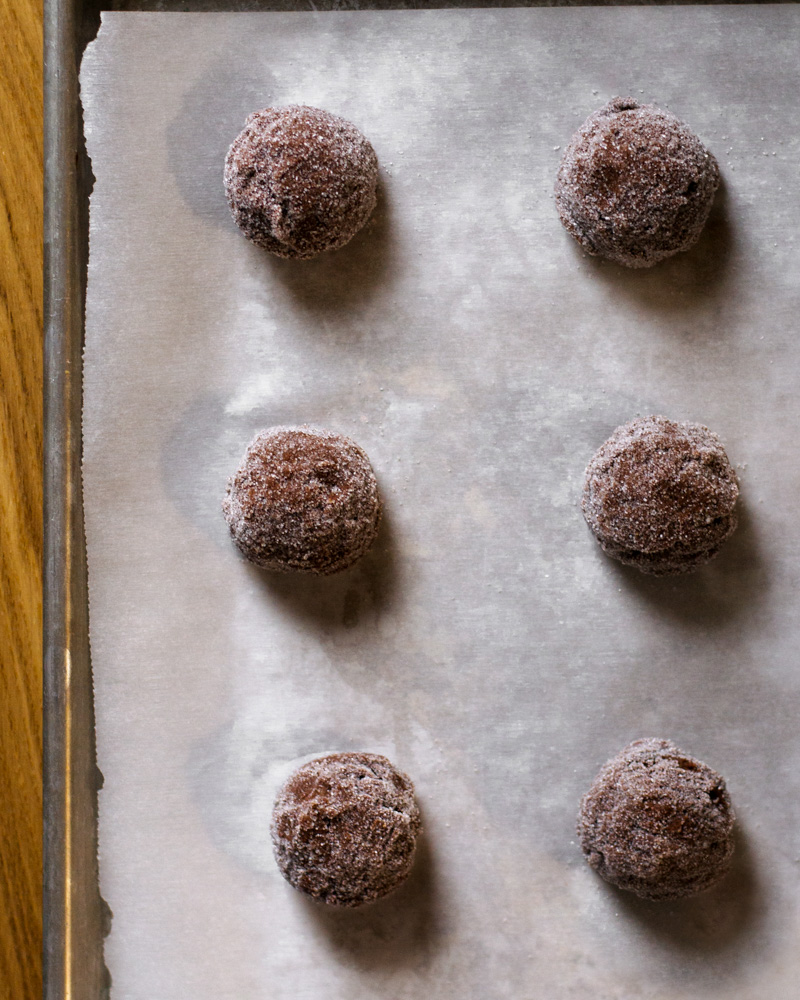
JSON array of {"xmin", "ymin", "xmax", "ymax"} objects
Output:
[{"xmin": 43, "ymin": 0, "xmax": 107, "ymax": 996}]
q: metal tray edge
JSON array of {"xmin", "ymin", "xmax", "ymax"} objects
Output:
[{"xmin": 43, "ymin": 0, "xmax": 108, "ymax": 996}]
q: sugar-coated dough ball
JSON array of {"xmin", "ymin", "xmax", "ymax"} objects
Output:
[
  {"xmin": 578, "ymin": 739, "xmax": 735, "ymax": 900},
  {"xmin": 582, "ymin": 415, "xmax": 738, "ymax": 575},
  {"xmin": 555, "ymin": 98, "xmax": 719, "ymax": 268},
  {"xmin": 222, "ymin": 426, "xmax": 381, "ymax": 574},
  {"xmin": 271, "ymin": 752, "xmax": 421, "ymax": 907},
  {"xmin": 224, "ymin": 105, "xmax": 378, "ymax": 258}
]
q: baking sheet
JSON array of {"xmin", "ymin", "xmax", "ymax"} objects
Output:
[{"xmin": 81, "ymin": 8, "xmax": 800, "ymax": 999}]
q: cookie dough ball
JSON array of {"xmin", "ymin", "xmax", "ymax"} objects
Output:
[
  {"xmin": 582, "ymin": 415, "xmax": 738, "ymax": 576},
  {"xmin": 578, "ymin": 739, "xmax": 735, "ymax": 900},
  {"xmin": 223, "ymin": 426, "xmax": 381, "ymax": 574},
  {"xmin": 271, "ymin": 752, "xmax": 421, "ymax": 907},
  {"xmin": 555, "ymin": 98, "xmax": 719, "ymax": 268},
  {"xmin": 224, "ymin": 105, "xmax": 378, "ymax": 258}
]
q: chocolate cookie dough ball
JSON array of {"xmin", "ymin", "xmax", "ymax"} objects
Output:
[
  {"xmin": 582, "ymin": 415, "xmax": 738, "ymax": 575},
  {"xmin": 224, "ymin": 105, "xmax": 378, "ymax": 258},
  {"xmin": 555, "ymin": 98, "xmax": 719, "ymax": 268},
  {"xmin": 271, "ymin": 752, "xmax": 421, "ymax": 907},
  {"xmin": 578, "ymin": 739, "xmax": 735, "ymax": 900},
  {"xmin": 223, "ymin": 426, "xmax": 381, "ymax": 574}
]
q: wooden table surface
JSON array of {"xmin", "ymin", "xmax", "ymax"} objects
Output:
[{"xmin": 1, "ymin": 0, "xmax": 44, "ymax": 996}]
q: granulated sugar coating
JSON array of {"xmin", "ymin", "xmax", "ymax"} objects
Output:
[
  {"xmin": 222, "ymin": 426, "xmax": 381, "ymax": 574},
  {"xmin": 578, "ymin": 739, "xmax": 735, "ymax": 900},
  {"xmin": 224, "ymin": 105, "xmax": 378, "ymax": 258},
  {"xmin": 555, "ymin": 98, "xmax": 719, "ymax": 268},
  {"xmin": 271, "ymin": 752, "xmax": 421, "ymax": 907},
  {"xmin": 582, "ymin": 415, "xmax": 739, "ymax": 576}
]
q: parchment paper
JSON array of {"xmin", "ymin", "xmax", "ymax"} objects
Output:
[{"xmin": 81, "ymin": 8, "xmax": 800, "ymax": 999}]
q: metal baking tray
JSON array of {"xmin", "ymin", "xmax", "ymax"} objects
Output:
[{"xmin": 42, "ymin": 1, "xmax": 790, "ymax": 997}]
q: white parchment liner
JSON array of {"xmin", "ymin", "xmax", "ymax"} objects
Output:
[{"xmin": 82, "ymin": 9, "xmax": 800, "ymax": 999}]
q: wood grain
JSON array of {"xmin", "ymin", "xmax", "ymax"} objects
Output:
[{"xmin": 0, "ymin": 0, "xmax": 44, "ymax": 997}]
